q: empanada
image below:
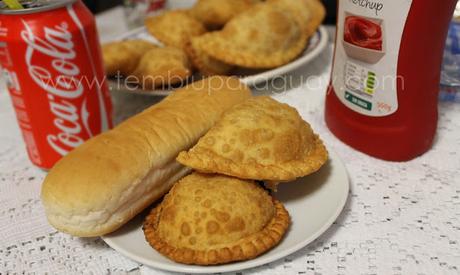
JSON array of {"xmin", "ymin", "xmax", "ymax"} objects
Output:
[
  {"xmin": 192, "ymin": 3, "xmax": 308, "ymax": 69},
  {"xmin": 192, "ymin": 2, "xmax": 308, "ymax": 69},
  {"xmin": 101, "ymin": 40, "xmax": 157, "ymax": 76},
  {"xmin": 132, "ymin": 47, "xmax": 192, "ymax": 89},
  {"xmin": 268, "ymin": 0, "xmax": 326, "ymax": 35},
  {"xmin": 145, "ymin": 10, "xmax": 207, "ymax": 49},
  {"xmin": 190, "ymin": 0, "xmax": 261, "ymax": 30},
  {"xmin": 177, "ymin": 97, "xmax": 328, "ymax": 182},
  {"xmin": 143, "ymin": 172, "xmax": 290, "ymax": 265},
  {"xmin": 184, "ymin": 37, "xmax": 233, "ymax": 76}
]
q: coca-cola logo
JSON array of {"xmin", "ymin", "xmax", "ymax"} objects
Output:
[{"xmin": 20, "ymin": 20, "xmax": 94, "ymax": 156}]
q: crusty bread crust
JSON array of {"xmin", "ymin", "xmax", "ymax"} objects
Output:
[{"xmin": 41, "ymin": 76, "xmax": 252, "ymax": 237}]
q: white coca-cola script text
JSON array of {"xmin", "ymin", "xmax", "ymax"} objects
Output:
[{"xmin": 21, "ymin": 20, "xmax": 92, "ymax": 156}]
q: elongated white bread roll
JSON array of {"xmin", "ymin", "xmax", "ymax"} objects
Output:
[{"xmin": 41, "ymin": 76, "xmax": 252, "ymax": 237}]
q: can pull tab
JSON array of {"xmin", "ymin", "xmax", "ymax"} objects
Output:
[
  {"xmin": 1, "ymin": 0, "xmax": 46, "ymax": 9},
  {"xmin": 2, "ymin": 0, "xmax": 24, "ymax": 9}
]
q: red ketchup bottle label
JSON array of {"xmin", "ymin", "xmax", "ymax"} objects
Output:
[
  {"xmin": 326, "ymin": 0, "xmax": 457, "ymax": 161},
  {"xmin": 331, "ymin": 0, "xmax": 412, "ymax": 117},
  {"xmin": 344, "ymin": 16, "xmax": 382, "ymax": 51}
]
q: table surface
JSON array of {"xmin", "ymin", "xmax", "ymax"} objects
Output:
[{"xmin": 1, "ymin": 5, "xmax": 460, "ymax": 275}]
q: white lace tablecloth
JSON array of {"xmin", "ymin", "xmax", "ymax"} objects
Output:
[{"xmin": 1, "ymin": 6, "xmax": 460, "ymax": 275}]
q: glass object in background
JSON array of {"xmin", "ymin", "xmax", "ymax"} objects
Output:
[
  {"xmin": 166, "ymin": 0, "xmax": 195, "ymax": 10},
  {"xmin": 123, "ymin": 0, "xmax": 166, "ymax": 29},
  {"xmin": 440, "ymin": 1, "xmax": 460, "ymax": 102}
]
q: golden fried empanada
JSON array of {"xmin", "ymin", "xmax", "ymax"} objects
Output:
[
  {"xmin": 132, "ymin": 47, "xmax": 192, "ymax": 89},
  {"xmin": 143, "ymin": 172, "xmax": 290, "ymax": 265},
  {"xmin": 145, "ymin": 10, "xmax": 207, "ymax": 48},
  {"xmin": 303, "ymin": 0, "xmax": 326, "ymax": 34},
  {"xmin": 268, "ymin": 0, "xmax": 326, "ymax": 35},
  {"xmin": 177, "ymin": 97, "xmax": 328, "ymax": 182},
  {"xmin": 192, "ymin": 2, "xmax": 308, "ymax": 69},
  {"xmin": 102, "ymin": 40, "xmax": 157, "ymax": 76},
  {"xmin": 190, "ymin": 0, "xmax": 261, "ymax": 29},
  {"xmin": 184, "ymin": 37, "xmax": 233, "ymax": 76}
]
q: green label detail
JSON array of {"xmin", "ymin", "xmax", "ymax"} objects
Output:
[
  {"xmin": 345, "ymin": 91, "xmax": 372, "ymax": 110},
  {"xmin": 365, "ymin": 71, "xmax": 376, "ymax": 95}
]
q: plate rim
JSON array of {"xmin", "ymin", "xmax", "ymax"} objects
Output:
[
  {"xmin": 102, "ymin": 149, "xmax": 350, "ymax": 274},
  {"xmin": 107, "ymin": 26, "xmax": 328, "ymax": 96}
]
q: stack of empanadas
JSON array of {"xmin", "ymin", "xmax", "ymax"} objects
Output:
[
  {"xmin": 102, "ymin": 40, "xmax": 193, "ymax": 89},
  {"xmin": 101, "ymin": 39, "xmax": 157, "ymax": 77},
  {"xmin": 101, "ymin": 0, "xmax": 325, "ymax": 90},
  {"xmin": 143, "ymin": 96, "xmax": 328, "ymax": 265}
]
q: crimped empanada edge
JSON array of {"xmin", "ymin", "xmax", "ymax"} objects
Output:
[
  {"xmin": 194, "ymin": 30, "xmax": 308, "ymax": 69},
  {"xmin": 145, "ymin": 11, "xmax": 206, "ymax": 49},
  {"xmin": 177, "ymin": 133, "xmax": 328, "ymax": 182},
  {"xmin": 304, "ymin": 0, "xmax": 326, "ymax": 36},
  {"xmin": 194, "ymin": 0, "xmax": 325, "ymax": 69},
  {"xmin": 184, "ymin": 40, "xmax": 233, "ymax": 76},
  {"xmin": 131, "ymin": 48, "xmax": 193, "ymax": 89},
  {"xmin": 143, "ymin": 198, "xmax": 290, "ymax": 265}
]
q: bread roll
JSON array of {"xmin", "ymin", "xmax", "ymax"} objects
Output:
[{"xmin": 41, "ymin": 76, "xmax": 252, "ymax": 237}]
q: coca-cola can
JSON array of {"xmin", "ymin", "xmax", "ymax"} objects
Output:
[{"xmin": 0, "ymin": 0, "xmax": 113, "ymax": 170}]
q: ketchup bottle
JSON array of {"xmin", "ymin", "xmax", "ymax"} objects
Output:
[{"xmin": 325, "ymin": 0, "xmax": 458, "ymax": 161}]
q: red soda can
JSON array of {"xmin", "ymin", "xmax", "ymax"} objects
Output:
[{"xmin": 0, "ymin": 0, "xmax": 113, "ymax": 169}]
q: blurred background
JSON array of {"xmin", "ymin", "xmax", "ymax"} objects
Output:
[{"xmin": 82, "ymin": 0, "xmax": 337, "ymax": 24}]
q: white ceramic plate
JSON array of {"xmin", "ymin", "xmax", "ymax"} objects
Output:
[
  {"xmin": 102, "ymin": 150, "xmax": 349, "ymax": 274},
  {"xmin": 108, "ymin": 26, "xmax": 328, "ymax": 96}
]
